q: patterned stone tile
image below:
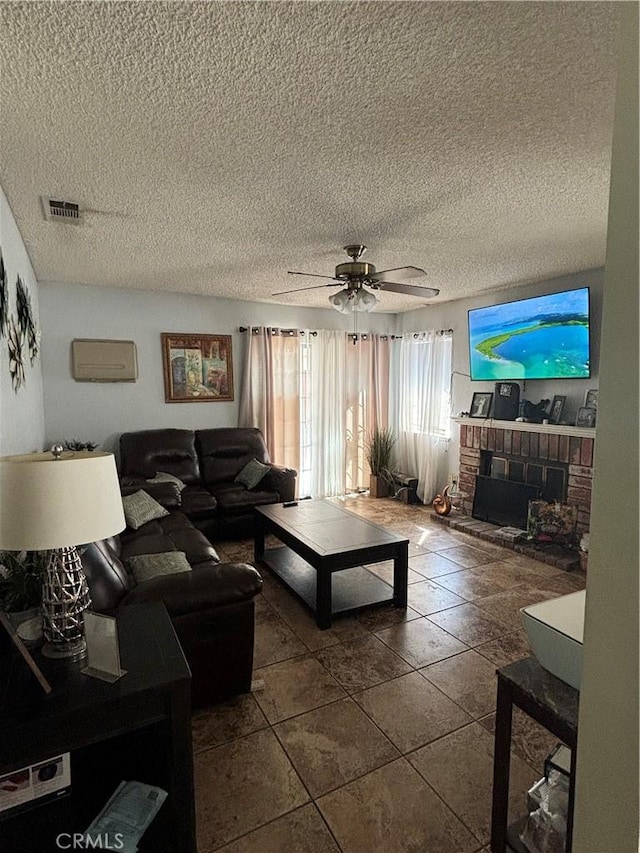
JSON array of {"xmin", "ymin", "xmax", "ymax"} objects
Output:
[
  {"xmin": 253, "ymin": 595, "xmax": 308, "ymax": 669},
  {"xmin": 356, "ymin": 603, "xmax": 422, "ymax": 632},
  {"xmin": 479, "ymin": 708, "xmax": 563, "ymax": 772},
  {"xmin": 195, "ymin": 728, "xmax": 309, "ymax": 850},
  {"xmin": 214, "ymin": 804, "xmax": 340, "ymax": 853},
  {"xmin": 409, "ymin": 551, "xmax": 469, "ymax": 578},
  {"xmin": 317, "ymin": 758, "xmax": 478, "ymax": 853},
  {"xmin": 474, "ymin": 584, "xmax": 558, "ymax": 631},
  {"xmin": 437, "ymin": 545, "xmax": 498, "ymax": 569},
  {"xmin": 376, "ymin": 617, "xmax": 468, "ymax": 668},
  {"xmin": 274, "ymin": 697, "xmax": 399, "ymax": 797},
  {"xmin": 365, "ymin": 559, "xmax": 426, "ymax": 585},
  {"xmin": 253, "ymin": 656, "xmax": 346, "ymax": 724},
  {"xmin": 475, "ymin": 630, "xmax": 532, "ymax": 669},
  {"xmin": 316, "ymin": 634, "xmax": 412, "ymax": 692},
  {"xmin": 408, "ymin": 722, "xmax": 538, "ymax": 845},
  {"xmin": 353, "ymin": 671, "xmax": 472, "ymax": 753},
  {"xmin": 192, "ymin": 693, "xmax": 269, "ymax": 753},
  {"xmin": 408, "ymin": 579, "xmax": 468, "ymax": 615},
  {"xmin": 420, "ymin": 649, "xmax": 499, "ymax": 718},
  {"xmin": 427, "ymin": 603, "xmax": 512, "ymax": 647},
  {"xmin": 432, "ymin": 568, "xmax": 516, "ymax": 600}
]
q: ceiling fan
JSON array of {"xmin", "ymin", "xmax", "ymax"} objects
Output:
[{"xmin": 273, "ymin": 245, "xmax": 440, "ymax": 313}]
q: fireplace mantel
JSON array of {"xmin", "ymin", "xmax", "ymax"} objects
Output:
[{"xmin": 453, "ymin": 417, "xmax": 596, "ymax": 440}]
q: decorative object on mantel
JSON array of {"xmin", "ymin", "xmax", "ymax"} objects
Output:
[
  {"xmin": 549, "ymin": 395, "xmax": 566, "ymax": 425},
  {"xmin": 161, "ymin": 332, "xmax": 233, "ymax": 402},
  {"xmin": 366, "ymin": 427, "xmax": 396, "ymax": 498},
  {"xmin": 0, "ymin": 446, "xmax": 126, "ymax": 660},
  {"xmin": 0, "ymin": 249, "xmax": 8, "ymax": 338},
  {"xmin": 584, "ymin": 389, "xmax": 598, "ymax": 410},
  {"xmin": 469, "ymin": 391, "xmax": 493, "ymax": 418},
  {"xmin": 575, "ymin": 406, "xmax": 596, "ymax": 428},
  {"xmin": 518, "ymin": 398, "xmax": 551, "ymax": 424}
]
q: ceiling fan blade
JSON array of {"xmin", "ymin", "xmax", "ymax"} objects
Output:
[
  {"xmin": 273, "ymin": 282, "xmax": 341, "ymax": 296},
  {"xmin": 373, "ymin": 266, "xmax": 428, "ymax": 282},
  {"xmin": 287, "ymin": 270, "xmax": 338, "ymax": 280},
  {"xmin": 376, "ymin": 281, "xmax": 440, "ymax": 298}
]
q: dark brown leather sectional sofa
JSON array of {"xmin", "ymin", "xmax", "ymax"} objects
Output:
[
  {"xmin": 82, "ymin": 512, "xmax": 263, "ymax": 708},
  {"xmin": 119, "ymin": 427, "xmax": 297, "ymax": 540},
  {"xmin": 81, "ymin": 427, "xmax": 296, "ymax": 708}
]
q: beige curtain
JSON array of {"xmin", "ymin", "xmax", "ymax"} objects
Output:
[
  {"xmin": 343, "ymin": 334, "xmax": 391, "ymax": 493},
  {"xmin": 238, "ymin": 328, "xmax": 300, "ymax": 476}
]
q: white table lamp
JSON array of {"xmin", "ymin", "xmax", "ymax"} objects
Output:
[{"xmin": 0, "ymin": 447, "xmax": 125, "ymax": 659}]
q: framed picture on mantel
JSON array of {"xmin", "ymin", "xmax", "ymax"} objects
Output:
[
  {"xmin": 161, "ymin": 333, "xmax": 234, "ymax": 403},
  {"xmin": 469, "ymin": 391, "xmax": 493, "ymax": 419},
  {"xmin": 549, "ymin": 395, "xmax": 566, "ymax": 425}
]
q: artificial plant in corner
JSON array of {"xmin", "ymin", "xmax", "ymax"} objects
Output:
[
  {"xmin": 0, "ymin": 550, "xmax": 49, "ymax": 613},
  {"xmin": 365, "ymin": 426, "xmax": 396, "ymax": 497}
]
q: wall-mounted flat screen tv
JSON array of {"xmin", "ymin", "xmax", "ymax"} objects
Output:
[{"xmin": 468, "ymin": 287, "xmax": 590, "ymax": 381}]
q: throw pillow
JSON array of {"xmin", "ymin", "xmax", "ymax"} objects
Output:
[
  {"xmin": 148, "ymin": 471, "xmax": 187, "ymax": 492},
  {"xmin": 121, "ymin": 490, "xmax": 170, "ymax": 530},
  {"xmin": 126, "ymin": 551, "xmax": 192, "ymax": 584},
  {"xmin": 234, "ymin": 458, "xmax": 270, "ymax": 490}
]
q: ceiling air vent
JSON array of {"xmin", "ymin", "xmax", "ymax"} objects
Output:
[{"xmin": 41, "ymin": 196, "xmax": 82, "ymax": 223}]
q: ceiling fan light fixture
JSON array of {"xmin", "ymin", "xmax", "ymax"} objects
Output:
[{"xmin": 328, "ymin": 287, "xmax": 378, "ymax": 314}]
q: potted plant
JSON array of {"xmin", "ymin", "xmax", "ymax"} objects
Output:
[
  {"xmin": 365, "ymin": 427, "xmax": 396, "ymax": 498},
  {"xmin": 0, "ymin": 551, "xmax": 48, "ymax": 643}
]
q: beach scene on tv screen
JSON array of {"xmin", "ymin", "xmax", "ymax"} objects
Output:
[{"xmin": 469, "ymin": 288, "xmax": 590, "ymax": 380}]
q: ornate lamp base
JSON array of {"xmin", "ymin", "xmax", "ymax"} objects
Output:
[{"xmin": 41, "ymin": 546, "xmax": 91, "ymax": 660}]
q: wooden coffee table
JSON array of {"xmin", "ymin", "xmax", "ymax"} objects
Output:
[{"xmin": 254, "ymin": 499, "xmax": 409, "ymax": 629}]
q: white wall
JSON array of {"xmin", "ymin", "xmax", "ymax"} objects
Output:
[
  {"xmin": 0, "ymin": 186, "xmax": 45, "ymax": 455},
  {"xmin": 399, "ymin": 268, "xmax": 603, "ymax": 485},
  {"xmin": 573, "ymin": 4, "xmax": 638, "ymax": 849},
  {"xmin": 38, "ymin": 282, "xmax": 394, "ymax": 455}
]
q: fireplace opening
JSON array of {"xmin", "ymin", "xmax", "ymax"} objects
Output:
[
  {"xmin": 472, "ymin": 475, "xmax": 540, "ymax": 529},
  {"xmin": 481, "ymin": 450, "xmax": 567, "ymax": 503}
]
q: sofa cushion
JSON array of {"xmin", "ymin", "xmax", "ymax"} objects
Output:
[
  {"xmin": 234, "ymin": 457, "xmax": 270, "ymax": 490},
  {"xmin": 122, "ymin": 490, "xmax": 170, "ymax": 530},
  {"xmin": 120, "ymin": 429, "xmax": 202, "ymax": 485},
  {"xmin": 148, "ymin": 471, "xmax": 187, "ymax": 492},
  {"xmin": 179, "ymin": 485, "xmax": 218, "ymax": 520},
  {"xmin": 209, "ymin": 483, "xmax": 281, "ymax": 513},
  {"xmin": 127, "ymin": 551, "xmax": 192, "ymax": 584},
  {"xmin": 196, "ymin": 428, "xmax": 270, "ymax": 486},
  {"xmin": 119, "ymin": 512, "xmax": 220, "ymax": 565},
  {"xmin": 81, "ymin": 540, "xmax": 131, "ymax": 612},
  {"xmin": 120, "ymin": 561, "xmax": 263, "ymax": 616}
]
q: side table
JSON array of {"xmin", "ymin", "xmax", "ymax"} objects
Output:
[
  {"xmin": 0, "ymin": 602, "xmax": 195, "ymax": 853},
  {"xmin": 490, "ymin": 656, "xmax": 579, "ymax": 853}
]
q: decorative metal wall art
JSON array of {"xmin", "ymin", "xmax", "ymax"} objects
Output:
[{"xmin": 0, "ymin": 245, "xmax": 41, "ymax": 392}]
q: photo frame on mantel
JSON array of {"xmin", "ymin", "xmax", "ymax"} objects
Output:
[
  {"xmin": 549, "ymin": 395, "xmax": 566, "ymax": 425},
  {"xmin": 469, "ymin": 391, "xmax": 493, "ymax": 419},
  {"xmin": 161, "ymin": 333, "xmax": 233, "ymax": 403}
]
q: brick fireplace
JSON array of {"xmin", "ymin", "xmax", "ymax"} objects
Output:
[{"xmin": 457, "ymin": 420, "xmax": 594, "ymax": 536}]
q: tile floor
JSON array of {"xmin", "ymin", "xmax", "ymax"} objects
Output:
[{"xmin": 192, "ymin": 496, "xmax": 586, "ymax": 853}]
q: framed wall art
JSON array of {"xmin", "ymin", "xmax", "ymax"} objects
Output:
[{"xmin": 161, "ymin": 333, "xmax": 234, "ymax": 403}]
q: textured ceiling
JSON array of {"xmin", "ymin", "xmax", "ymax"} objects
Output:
[{"xmin": 0, "ymin": 1, "xmax": 620, "ymax": 313}]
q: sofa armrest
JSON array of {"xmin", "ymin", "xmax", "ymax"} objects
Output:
[
  {"xmin": 119, "ymin": 561, "xmax": 262, "ymax": 617},
  {"xmin": 120, "ymin": 481, "xmax": 182, "ymax": 509},
  {"xmin": 264, "ymin": 463, "xmax": 297, "ymax": 502}
]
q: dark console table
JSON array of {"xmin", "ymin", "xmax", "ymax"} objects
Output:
[
  {"xmin": 490, "ymin": 656, "xmax": 579, "ymax": 853},
  {"xmin": 0, "ymin": 603, "xmax": 195, "ymax": 853}
]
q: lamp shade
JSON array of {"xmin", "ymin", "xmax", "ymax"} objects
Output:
[{"xmin": 0, "ymin": 451, "xmax": 126, "ymax": 551}]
